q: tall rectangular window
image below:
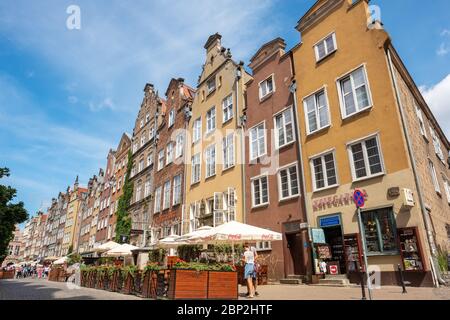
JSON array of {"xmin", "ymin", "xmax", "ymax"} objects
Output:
[
  {"xmin": 415, "ymin": 103, "xmax": 427, "ymax": 138},
  {"xmin": 222, "ymin": 95, "xmax": 233, "ymax": 123},
  {"xmin": 338, "ymin": 66, "xmax": 371, "ymax": 118},
  {"xmin": 249, "ymin": 123, "xmax": 266, "ymax": 161},
  {"xmin": 311, "ymin": 152, "xmax": 338, "ymax": 191},
  {"xmin": 223, "ymin": 133, "xmax": 235, "ymax": 170},
  {"xmin": 191, "ymin": 153, "xmax": 201, "ymax": 184},
  {"xmin": 205, "ymin": 144, "xmax": 216, "ymax": 178},
  {"xmin": 207, "ymin": 78, "xmax": 216, "ymax": 94},
  {"xmin": 304, "ymin": 90, "xmax": 330, "ymax": 134},
  {"xmin": 251, "ymin": 176, "xmax": 269, "ymax": 207},
  {"xmin": 135, "ymin": 184, "xmax": 142, "ymax": 203},
  {"xmin": 166, "ymin": 143, "xmax": 174, "ymax": 165},
  {"xmin": 193, "ymin": 118, "xmax": 202, "ymax": 143},
  {"xmin": 144, "ymin": 179, "xmax": 151, "ymax": 198},
  {"xmin": 147, "ymin": 152, "xmax": 153, "ymax": 167},
  {"xmin": 206, "ymin": 107, "xmax": 216, "ymax": 134},
  {"xmin": 138, "ymin": 159, "xmax": 144, "ymax": 172},
  {"xmin": 362, "ymin": 208, "xmax": 398, "ymax": 254},
  {"xmin": 158, "ymin": 150, "xmax": 164, "ymax": 171},
  {"xmin": 259, "ymin": 75, "xmax": 274, "ymax": 100},
  {"xmin": 430, "ymin": 127, "xmax": 444, "ymax": 161},
  {"xmin": 348, "ymin": 136, "xmax": 384, "ymax": 181},
  {"xmin": 443, "ymin": 177, "xmax": 450, "ymax": 204},
  {"xmin": 314, "ymin": 32, "xmax": 337, "ymax": 61},
  {"xmin": 275, "ymin": 107, "xmax": 295, "ymax": 148},
  {"xmin": 154, "ymin": 187, "xmax": 162, "ymax": 213},
  {"xmin": 175, "ymin": 133, "xmax": 184, "ymax": 158},
  {"xmin": 163, "ymin": 180, "xmax": 171, "ymax": 210},
  {"xmin": 429, "ymin": 160, "xmax": 441, "ymax": 194},
  {"xmin": 278, "ymin": 164, "xmax": 299, "ymax": 200},
  {"xmin": 168, "ymin": 109, "xmax": 175, "ymax": 127},
  {"xmin": 173, "ymin": 174, "xmax": 182, "ymax": 206}
]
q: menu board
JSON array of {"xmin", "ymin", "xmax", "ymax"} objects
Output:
[{"xmin": 317, "ymin": 245, "xmax": 332, "ymax": 259}]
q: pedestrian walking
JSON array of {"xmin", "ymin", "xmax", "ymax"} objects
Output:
[
  {"xmin": 37, "ymin": 266, "xmax": 43, "ymax": 279},
  {"xmin": 242, "ymin": 244, "xmax": 256, "ymax": 299},
  {"xmin": 244, "ymin": 243, "xmax": 260, "ymax": 297}
]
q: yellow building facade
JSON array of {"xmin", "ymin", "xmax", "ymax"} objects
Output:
[
  {"xmin": 183, "ymin": 34, "xmax": 252, "ymax": 233},
  {"xmin": 292, "ymin": 0, "xmax": 448, "ymax": 286}
]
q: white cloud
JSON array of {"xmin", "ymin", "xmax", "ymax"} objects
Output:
[
  {"xmin": 437, "ymin": 43, "xmax": 450, "ymax": 56},
  {"xmin": 420, "ymin": 74, "xmax": 450, "ymax": 137},
  {"xmin": 441, "ymin": 29, "xmax": 450, "ymax": 37}
]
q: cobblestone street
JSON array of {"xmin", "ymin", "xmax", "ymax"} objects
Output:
[
  {"xmin": 1, "ymin": 278, "xmax": 448, "ymax": 300},
  {"xmin": 0, "ymin": 278, "xmax": 142, "ymax": 300}
]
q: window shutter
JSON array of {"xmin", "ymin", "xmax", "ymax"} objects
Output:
[
  {"xmin": 228, "ymin": 188, "xmax": 236, "ymax": 208},
  {"xmin": 214, "ymin": 192, "xmax": 223, "ymax": 211}
]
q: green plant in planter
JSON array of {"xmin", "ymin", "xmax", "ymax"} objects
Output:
[
  {"xmin": 122, "ymin": 265, "xmax": 138, "ymax": 279},
  {"xmin": 144, "ymin": 263, "xmax": 162, "ymax": 273},
  {"xmin": 172, "ymin": 262, "xmax": 237, "ymax": 272},
  {"xmin": 148, "ymin": 249, "xmax": 167, "ymax": 264},
  {"xmin": 177, "ymin": 245, "xmax": 203, "ymax": 262}
]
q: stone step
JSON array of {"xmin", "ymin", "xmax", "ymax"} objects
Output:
[
  {"xmin": 318, "ymin": 278, "xmax": 351, "ymax": 287},
  {"xmin": 325, "ymin": 275, "xmax": 349, "ymax": 280},
  {"xmin": 280, "ymin": 278, "xmax": 303, "ymax": 285},
  {"xmin": 286, "ymin": 275, "xmax": 305, "ymax": 280}
]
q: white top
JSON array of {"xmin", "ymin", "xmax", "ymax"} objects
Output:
[{"xmin": 244, "ymin": 250, "xmax": 255, "ymax": 264}]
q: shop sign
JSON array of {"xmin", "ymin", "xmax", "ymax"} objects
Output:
[
  {"xmin": 313, "ymin": 189, "xmax": 368, "ymax": 212},
  {"xmin": 319, "ymin": 215, "xmax": 341, "ymax": 228},
  {"xmin": 329, "ymin": 265, "xmax": 338, "ymax": 275},
  {"xmin": 311, "ymin": 228, "xmax": 326, "ymax": 244}
]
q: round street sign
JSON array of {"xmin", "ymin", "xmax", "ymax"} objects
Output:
[{"xmin": 353, "ymin": 189, "xmax": 365, "ymax": 208}]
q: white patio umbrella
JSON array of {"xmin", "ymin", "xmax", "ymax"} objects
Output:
[
  {"xmin": 188, "ymin": 221, "xmax": 283, "ymax": 264},
  {"xmin": 93, "ymin": 241, "xmax": 120, "ymax": 253},
  {"xmin": 53, "ymin": 257, "xmax": 68, "ymax": 265},
  {"xmin": 103, "ymin": 244, "xmax": 139, "ymax": 257},
  {"xmin": 157, "ymin": 235, "xmax": 189, "ymax": 249},
  {"xmin": 179, "ymin": 226, "xmax": 214, "ymax": 242}
]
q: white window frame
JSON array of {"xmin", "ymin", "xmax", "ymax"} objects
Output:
[
  {"xmin": 277, "ymin": 162, "xmax": 300, "ymax": 201},
  {"xmin": 207, "ymin": 77, "xmax": 216, "ymax": 95},
  {"xmin": 430, "ymin": 127, "xmax": 445, "ymax": 162},
  {"xmin": 163, "ymin": 180, "xmax": 171, "ymax": 210},
  {"xmin": 249, "ymin": 122, "xmax": 267, "ymax": 161},
  {"xmin": 256, "ymin": 241, "xmax": 272, "ymax": 251},
  {"xmin": 154, "ymin": 186, "xmax": 162, "ymax": 213},
  {"xmin": 144, "ymin": 180, "xmax": 151, "ymax": 198},
  {"xmin": 222, "ymin": 94, "xmax": 233, "ymax": 123},
  {"xmin": 274, "ymin": 106, "xmax": 296, "ymax": 149},
  {"xmin": 175, "ymin": 133, "xmax": 184, "ymax": 159},
  {"xmin": 205, "ymin": 144, "xmax": 216, "ymax": 178},
  {"xmin": 415, "ymin": 103, "xmax": 428, "ymax": 140},
  {"xmin": 314, "ymin": 32, "xmax": 337, "ymax": 62},
  {"xmin": 157, "ymin": 150, "xmax": 165, "ymax": 171},
  {"xmin": 259, "ymin": 74, "xmax": 275, "ymax": 100},
  {"xmin": 191, "ymin": 153, "xmax": 201, "ymax": 184},
  {"xmin": 428, "ymin": 160, "xmax": 441, "ymax": 194},
  {"xmin": 206, "ymin": 107, "xmax": 216, "ymax": 134},
  {"xmin": 193, "ymin": 117, "xmax": 202, "ymax": 144},
  {"xmin": 336, "ymin": 64, "xmax": 373, "ymax": 119},
  {"xmin": 310, "ymin": 149, "xmax": 339, "ymax": 192},
  {"xmin": 347, "ymin": 133, "xmax": 385, "ymax": 182},
  {"xmin": 223, "ymin": 133, "xmax": 235, "ymax": 170},
  {"xmin": 303, "ymin": 88, "xmax": 331, "ymax": 135},
  {"xmin": 147, "ymin": 152, "xmax": 153, "ymax": 167},
  {"xmin": 251, "ymin": 174, "xmax": 269, "ymax": 208},
  {"xmin": 173, "ymin": 174, "xmax": 182, "ymax": 206},
  {"xmin": 166, "ymin": 143, "xmax": 174, "ymax": 165},
  {"xmin": 168, "ymin": 109, "xmax": 175, "ymax": 128},
  {"xmin": 443, "ymin": 176, "xmax": 450, "ymax": 204}
]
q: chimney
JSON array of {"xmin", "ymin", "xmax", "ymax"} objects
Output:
[
  {"xmin": 144, "ymin": 83, "xmax": 154, "ymax": 94},
  {"xmin": 204, "ymin": 33, "xmax": 222, "ymax": 52}
]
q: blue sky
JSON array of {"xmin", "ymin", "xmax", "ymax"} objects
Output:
[{"xmin": 1, "ymin": 0, "xmax": 450, "ymax": 222}]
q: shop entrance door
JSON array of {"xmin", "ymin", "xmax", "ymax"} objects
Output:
[
  {"xmin": 286, "ymin": 233, "xmax": 304, "ymax": 275},
  {"xmin": 322, "ymin": 226, "xmax": 346, "ymax": 274}
]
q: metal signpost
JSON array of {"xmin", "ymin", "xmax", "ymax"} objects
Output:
[{"xmin": 354, "ymin": 189, "xmax": 373, "ymax": 301}]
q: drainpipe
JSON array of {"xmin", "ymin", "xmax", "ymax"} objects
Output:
[
  {"xmin": 289, "ymin": 78, "xmax": 314, "ymax": 279},
  {"xmin": 386, "ymin": 48, "xmax": 444, "ymax": 287},
  {"xmin": 236, "ymin": 62, "xmax": 247, "ymax": 224}
]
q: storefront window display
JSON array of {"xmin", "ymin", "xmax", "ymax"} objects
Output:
[{"xmin": 362, "ymin": 207, "xmax": 398, "ymax": 255}]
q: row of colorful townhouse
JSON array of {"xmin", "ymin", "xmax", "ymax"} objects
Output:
[{"xmin": 18, "ymin": 0, "xmax": 449, "ymax": 287}]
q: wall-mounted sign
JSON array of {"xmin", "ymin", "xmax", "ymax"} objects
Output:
[
  {"xmin": 312, "ymin": 189, "xmax": 368, "ymax": 212},
  {"xmin": 319, "ymin": 215, "xmax": 341, "ymax": 228},
  {"xmin": 311, "ymin": 228, "xmax": 326, "ymax": 244}
]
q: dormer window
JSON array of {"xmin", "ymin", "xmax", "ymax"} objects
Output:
[
  {"xmin": 207, "ymin": 78, "xmax": 216, "ymax": 95},
  {"xmin": 314, "ymin": 32, "xmax": 337, "ymax": 62},
  {"xmin": 259, "ymin": 75, "xmax": 275, "ymax": 100}
]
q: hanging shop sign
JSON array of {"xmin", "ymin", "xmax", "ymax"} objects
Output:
[
  {"xmin": 311, "ymin": 228, "xmax": 326, "ymax": 244},
  {"xmin": 319, "ymin": 215, "xmax": 341, "ymax": 228},
  {"xmin": 312, "ymin": 189, "xmax": 368, "ymax": 212}
]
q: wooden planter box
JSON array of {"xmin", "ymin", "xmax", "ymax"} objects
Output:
[
  {"xmin": 0, "ymin": 270, "xmax": 15, "ymax": 280},
  {"xmin": 132, "ymin": 271, "xmax": 143, "ymax": 296},
  {"xmin": 122, "ymin": 273, "xmax": 134, "ymax": 295},
  {"xmin": 207, "ymin": 271, "xmax": 238, "ymax": 300},
  {"xmin": 168, "ymin": 270, "xmax": 208, "ymax": 300},
  {"xmin": 168, "ymin": 270, "xmax": 238, "ymax": 300},
  {"xmin": 109, "ymin": 271, "xmax": 120, "ymax": 292},
  {"xmin": 96, "ymin": 273, "xmax": 105, "ymax": 289},
  {"xmin": 57, "ymin": 271, "xmax": 67, "ymax": 282}
]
